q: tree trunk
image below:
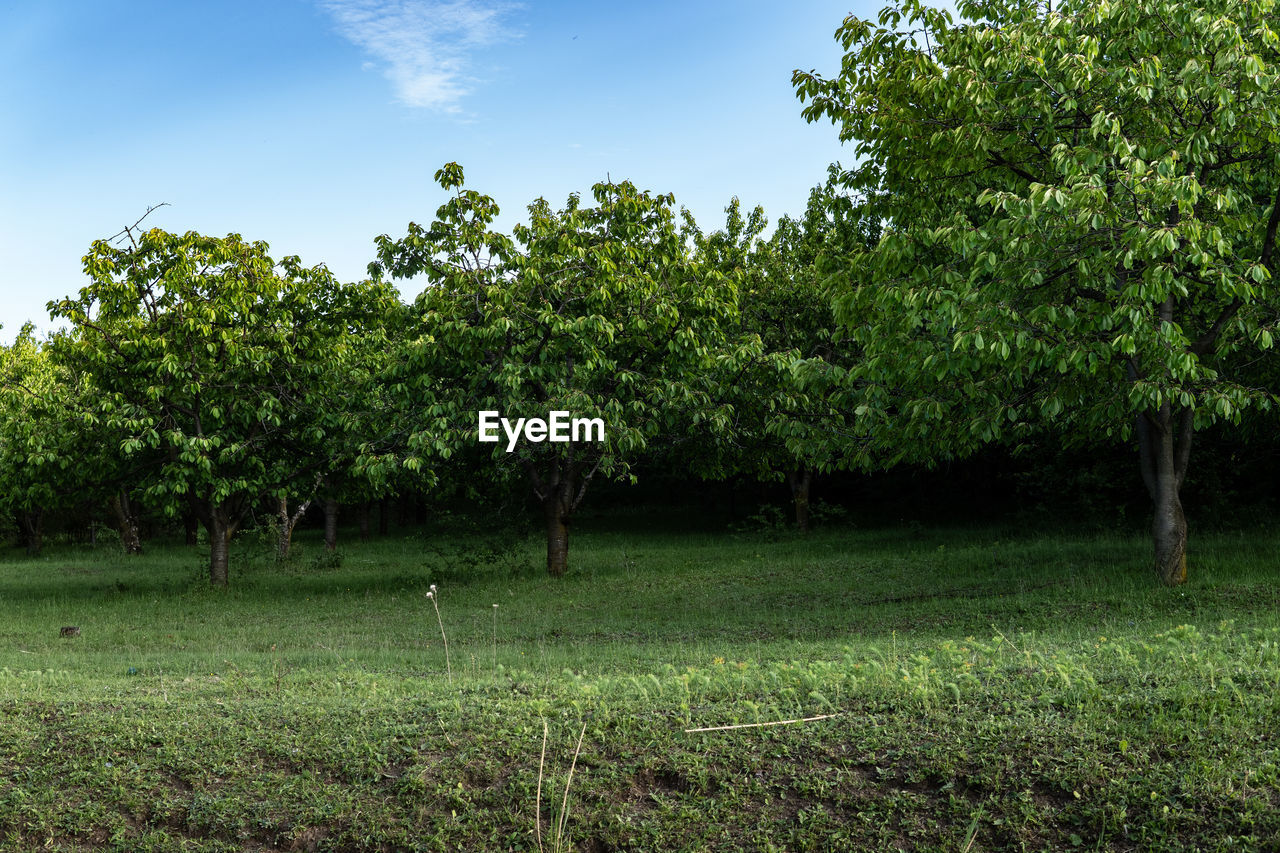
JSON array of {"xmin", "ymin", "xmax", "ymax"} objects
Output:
[
  {"xmin": 531, "ymin": 450, "xmax": 599, "ymax": 578},
  {"xmin": 1152, "ymin": 481, "xmax": 1188, "ymax": 586},
  {"xmin": 544, "ymin": 490, "xmax": 570, "ymax": 578},
  {"xmin": 276, "ymin": 495, "xmax": 313, "ymax": 561},
  {"xmin": 324, "ymin": 498, "xmax": 338, "ymax": 551},
  {"xmin": 19, "ymin": 509, "xmax": 43, "ymax": 557},
  {"xmin": 208, "ymin": 508, "xmax": 234, "ymax": 587},
  {"xmin": 1139, "ymin": 403, "xmax": 1190, "ymax": 586},
  {"xmin": 358, "ymin": 502, "xmax": 370, "ymax": 542},
  {"xmin": 277, "ymin": 497, "xmax": 293, "ymax": 560},
  {"xmin": 110, "ymin": 491, "xmax": 142, "ymax": 555},
  {"xmin": 788, "ymin": 467, "xmax": 812, "ymax": 533}
]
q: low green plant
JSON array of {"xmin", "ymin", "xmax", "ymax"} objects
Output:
[
  {"xmin": 807, "ymin": 498, "xmax": 849, "ymax": 527},
  {"xmin": 731, "ymin": 502, "xmax": 793, "ymax": 539},
  {"xmin": 307, "ymin": 547, "xmax": 343, "ymax": 572}
]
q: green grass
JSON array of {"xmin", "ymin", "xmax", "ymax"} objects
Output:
[{"xmin": 1, "ymin": 517, "xmax": 1278, "ymax": 851}]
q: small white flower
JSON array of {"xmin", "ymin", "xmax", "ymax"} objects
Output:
[{"xmin": 426, "ymin": 591, "xmax": 434, "ymax": 599}]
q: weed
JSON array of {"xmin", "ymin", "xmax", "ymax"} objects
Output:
[
  {"xmin": 536, "ymin": 719, "xmax": 587, "ymax": 853},
  {"xmin": 732, "ymin": 503, "xmax": 791, "ymax": 538},
  {"xmin": 426, "ymin": 583, "xmax": 452, "ymax": 684},
  {"xmin": 308, "ymin": 548, "xmax": 343, "ymax": 572}
]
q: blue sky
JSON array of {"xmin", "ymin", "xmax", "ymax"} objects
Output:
[{"xmin": 0, "ymin": 0, "xmax": 870, "ymax": 342}]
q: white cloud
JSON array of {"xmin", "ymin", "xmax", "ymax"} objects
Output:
[{"xmin": 320, "ymin": 0, "xmax": 519, "ymax": 110}]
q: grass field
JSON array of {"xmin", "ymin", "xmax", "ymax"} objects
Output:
[{"xmin": 1, "ymin": 513, "xmax": 1278, "ymax": 851}]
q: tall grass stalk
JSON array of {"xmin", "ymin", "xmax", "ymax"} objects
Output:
[
  {"xmin": 426, "ymin": 584, "xmax": 451, "ymax": 684},
  {"xmin": 556, "ymin": 722, "xmax": 587, "ymax": 849},
  {"xmin": 536, "ymin": 720, "xmax": 547, "ymax": 853},
  {"xmin": 536, "ymin": 720, "xmax": 588, "ymax": 853}
]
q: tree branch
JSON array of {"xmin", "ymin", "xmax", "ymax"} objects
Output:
[
  {"xmin": 1188, "ymin": 298, "xmax": 1241, "ymax": 356},
  {"xmin": 1260, "ymin": 182, "xmax": 1280, "ymax": 273},
  {"xmin": 986, "ymin": 151, "xmax": 1040, "ymax": 185},
  {"xmin": 570, "ymin": 453, "xmax": 606, "ymax": 513},
  {"xmin": 524, "ymin": 459, "xmax": 548, "ymax": 501}
]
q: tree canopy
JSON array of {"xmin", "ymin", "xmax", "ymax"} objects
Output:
[
  {"xmin": 50, "ymin": 225, "xmax": 397, "ymax": 585},
  {"xmin": 370, "ymin": 164, "xmax": 756, "ymax": 575},
  {"xmin": 794, "ymin": 0, "xmax": 1280, "ymax": 583},
  {"xmin": 0, "ymin": 325, "xmax": 103, "ymax": 554},
  {"xmin": 684, "ymin": 173, "xmax": 876, "ymax": 529}
]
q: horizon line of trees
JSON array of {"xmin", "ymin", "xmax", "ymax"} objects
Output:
[
  {"xmin": 3, "ymin": 165, "xmax": 873, "ymax": 584},
  {"xmin": 5, "ymin": 0, "xmax": 1280, "ymax": 588}
]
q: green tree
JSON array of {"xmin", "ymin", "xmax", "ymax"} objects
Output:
[
  {"xmin": 795, "ymin": 0, "xmax": 1280, "ymax": 583},
  {"xmin": 50, "ymin": 225, "xmax": 395, "ymax": 586},
  {"xmin": 268, "ymin": 277, "xmax": 404, "ymax": 558},
  {"xmin": 0, "ymin": 326, "xmax": 90, "ymax": 554},
  {"xmin": 1, "ymin": 325, "xmax": 159, "ymax": 556},
  {"xmin": 370, "ymin": 164, "xmax": 753, "ymax": 576},
  {"xmin": 683, "ymin": 170, "xmax": 876, "ymax": 530}
]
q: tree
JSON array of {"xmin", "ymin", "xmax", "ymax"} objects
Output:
[
  {"xmin": 370, "ymin": 164, "xmax": 753, "ymax": 576},
  {"xmin": 50, "ymin": 224, "xmax": 394, "ymax": 586},
  {"xmin": 1, "ymin": 325, "xmax": 160, "ymax": 556},
  {"xmin": 794, "ymin": 0, "xmax": 1280, "ymax": 583},
  {"xmin": 0, "ymin": 326, "xmax": 91, "ymax": 554},
  {"xmin": 686, "ymin": 172, "xmax": 878, "ymax": 530},
  {"xmin": 268, "ymin": 277, "xmax": 404, "ymax": 559}
]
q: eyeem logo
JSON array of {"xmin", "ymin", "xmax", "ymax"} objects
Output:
[{"xmin": 478, "ymin": 411, "xmax": 606, "ymax": 453}]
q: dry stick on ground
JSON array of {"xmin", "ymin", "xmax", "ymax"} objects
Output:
[{"xmin": 684, "ymin": 713, "xmax": 844, "ymax": 734}]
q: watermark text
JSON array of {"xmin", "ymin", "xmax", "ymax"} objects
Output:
[{"xmin": 478, "ymin": 411, "xmax": 605, "ymax": 452}]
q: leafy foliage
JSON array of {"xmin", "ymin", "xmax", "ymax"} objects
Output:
[
  {"xmin": 370, "ymin": 164, "xmax": 757, "ymax": 574},
  {"xmin": 49, "ymin": 226, "xmax": 396, "ymax": 584},
  {"xmin": 0, "ymin": 326, "xmax": 104, "ymax": 553},
  {"xmin": 794, "ymin": 0, "xmax": 1280, "ymax": 581},
  {"xmin": 683, "ymin": 177, "xmax": 876, "ymax": 528}
]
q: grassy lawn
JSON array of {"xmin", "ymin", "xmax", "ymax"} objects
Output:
[{"xmin": 0, "ymin": 515, "xmax": 1277, "ymax": 851}]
